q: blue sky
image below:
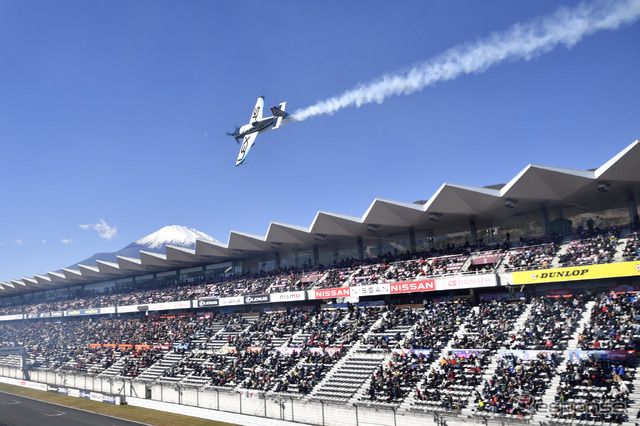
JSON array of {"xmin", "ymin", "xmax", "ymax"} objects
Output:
[{"xmin": 1, "ymin": 0, "xmax": 639, "ymax": 283}]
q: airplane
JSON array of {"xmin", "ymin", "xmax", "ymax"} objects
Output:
[{"xmin": 228, "ymin": 96, "xmax": 288, "ymax": 166}]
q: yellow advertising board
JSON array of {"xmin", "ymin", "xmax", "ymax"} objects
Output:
[{"xmin": 511, "ymin": 261, "xmax": 640, "ymax": 285}]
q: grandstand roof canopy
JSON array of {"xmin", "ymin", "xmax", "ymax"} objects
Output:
[{"xmin": 2, "ymin": 140, "xmax": 639, "ymax": 296}]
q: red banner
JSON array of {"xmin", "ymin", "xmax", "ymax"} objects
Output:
[
  {"xmin": 314, "ymin": 287, "xmax": 351, "ymax": 299},
  {"xmin": 390, "ymin": 280, "xmax": 436, "ymax": 294},
  {"xmin": 546, "ymin": 288, "xmax": 572, "ymax": 297}
]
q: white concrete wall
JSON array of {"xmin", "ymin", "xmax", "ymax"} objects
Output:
[{"xmin": 0, "ymin": 368, "xmax": 509, "ymax": 426}]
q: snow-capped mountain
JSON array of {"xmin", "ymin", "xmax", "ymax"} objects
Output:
[
  {"xmin": 67, "ymin": 225, "xmax": 218, "ymax": 269},
  {"xmin": 134, "ymin": 225, "xmax": 216, "ymax": 249}
]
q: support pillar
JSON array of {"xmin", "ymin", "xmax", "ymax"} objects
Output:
[
  {"xmin": 469, "ymin": 220, "xmax": 478, "ymax": 247},
  {"xmin": 541, "ymin": 210, "xmax": 551, "ymax": 235},
  {"xmin": 357, "ymin": 236, "xmax": 364, "ymax": 260},
  {"xmin": 628, "ymin": 195, "xmax": 639, "ymax": 228},
  {"xmin": 295, "ymin": 250, "xmax": 300, "ymax": 268},
  {"xmin": 274, "ymin": 252, "xmax": 281, "ymax": 269},
  {"xmin": 313, "ymin": 245, "xmax": 319, "ymax": 266},
  {"xmin": 408, "ymin": 227, "xmax": 416, "ymax": 253},
  {"xmin": 377, "ymin": 239, "xmax": 383, "ymax": 258}
]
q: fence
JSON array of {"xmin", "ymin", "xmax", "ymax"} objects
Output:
[{"xmin": 0, "ymin": 365, "xmax": 493, "ymax": 426}]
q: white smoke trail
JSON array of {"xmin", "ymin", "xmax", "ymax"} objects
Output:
[{"xmin": 292, "ymin": 0, "xmax": 640, "ymax": 121}]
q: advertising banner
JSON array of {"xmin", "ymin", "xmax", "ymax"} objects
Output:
[
  {"xmin": 311, "ymin": 287, "xmax": 351, "ymax": 300},
  {"xmin": 450, "ymin": 349, "xmax": 485, "ymax": 359},
  {"xmin": 325, "ymin": 347, "xmax": 343, "ymax": 356},
  {"xmin": 512, "ymin": 261, "xmax": 640, "ymax": 285},
  {"xmin": 276, "ymin": 347, "xmax": 303, "ymax": 355},
  {"xmin": 480, "ymin": 293, "xmax": 510, "ymax": 302},
  {"xmin": 102, "ymin": 395, "xmax": 121, "ymax": 405},
  {"xmin": 0, "ymin": 347, "xmax": 25, "ymax": 356},
  {"xmin": 471, "ymin": 253, "xmax": 502, "ymax": 265},
  {"xmin": 116, "ymin": 305, "xmax": 139, "ymax": 313},
  {"xmin": 219, "ymin": 296, "xmax": 244, "ymax": 307},
  {"xmin": 547, "ymin": 289, "xmax": 572, "ymax": 297},
  {"xmin": 152, "ymin": 344, "xmax": 170, "ymax": 350},
  {"xmin": 392, "ymin": 348, "xmax": 434, "ymax": 357},
  {"xmin": 611, "ymin": 285, "xmax": 638, "ymax": 293},
  {"xmin": 0, "ymin": 314, "xmax": 23, "ymax": 321},
  {"xmin": 498, "ymin": 350, "xmax": 556, "ymax": 361},
  {"xmin": 51, "ymin": 311, "xmax": 63, "ymax": 317},
  {"xmin": 270, "ymin": 291, "xmax": 306, "ymax": 303},
  {"xmin": 436, "ymin": 274, "xmax": 497, "ymax": 291},
  {"xmin": 350, "ymin": 284, "xmax": 391, "ymax": 297},
  {"xmin": 90, "ymin": 392, "xmax": 104, "ymax": 402},
  {"xmin": 569, "ymin": 350, "xmax": 636, "ymax": 362},
  {"xmin": 147, "ymin": 301, "xmax": 191, "ymax": 311},
  {"xmin": 244, "ymin": 294, "xmax": 270, "ymax": 304},
  {"xmin": 389, "ymin": 279, "xmax": 436, "ymax": 294},
  {"xmin": 65, "ymin": 308, "xmax": 103, "ymax": 317},
  {"xmin": 197, "ymin": 298, "xmax": 220, "ymax": 307},
  {"xmin": 220, "ymin": 346, "xmax": 237, "ymax": 354}
]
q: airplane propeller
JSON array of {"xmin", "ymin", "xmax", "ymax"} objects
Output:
[{"xmin": 226, "ymin": 126, "xmax": 242, "ymax": 144}]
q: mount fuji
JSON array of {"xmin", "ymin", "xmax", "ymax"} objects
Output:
[{"xmin": 67, "ymin": 225, "xmax": 218, "ymax": 269}]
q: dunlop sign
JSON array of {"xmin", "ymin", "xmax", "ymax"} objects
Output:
[{"xmin": 511, "ymin": 261, "xmax": 640, "ymax": 285}]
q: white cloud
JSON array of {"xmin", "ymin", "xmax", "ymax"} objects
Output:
[
  {"xmin": 79, "ymin": 219, "xmax": 118, "ymax": 241},
  {"xmin": 61, "ymin": 239, "xmax": 73, "ymax": 245},
  {"xmin": 16, "ymin": 239, "xmax": 24, "ymax": 245},
  {"xmin": 42, "ymin": 240, "xmax": 47, "ymax": 244}
]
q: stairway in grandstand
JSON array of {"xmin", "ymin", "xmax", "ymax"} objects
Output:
[
  {"xmin": 97, "ymin": 351, "xmax": 127, "ymax": 378},
  {"xmin": 308, "ymin": 311, "xmax": 389, "ymax": 402},
  {"xmin": 310, "ymin": 347, "xmax": 386, "ymax": 402},
  {"xmin": 138, "ymin": 351, "xmax": 184, "ymax": 383}
]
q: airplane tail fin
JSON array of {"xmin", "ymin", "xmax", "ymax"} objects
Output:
[{"xmin": 271, "ymin": 102, "xmax": 287, "ymax": 129}]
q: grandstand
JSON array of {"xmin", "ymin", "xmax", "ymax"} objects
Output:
[{"xmin": 1, "ymin": 140, "xmax": 640, "ymax": 426}]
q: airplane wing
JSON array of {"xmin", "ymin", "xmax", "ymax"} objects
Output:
[
  {"xmin": 250, "ymin": 97, "xmax": 264, "ymax": 122},
  {"xmin": 235, "ymin": 132, "xmax": 258, "ymax": 166}
]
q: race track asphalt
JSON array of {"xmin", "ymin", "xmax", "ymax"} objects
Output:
[{"xmin": 0, "ymin": 391, "xmax": 147, "ymax": 426}]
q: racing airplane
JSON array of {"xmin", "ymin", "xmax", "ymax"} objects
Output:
[{"xmin": 228, "ymin": 96, "xmax": 288, "ymax": 166}]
